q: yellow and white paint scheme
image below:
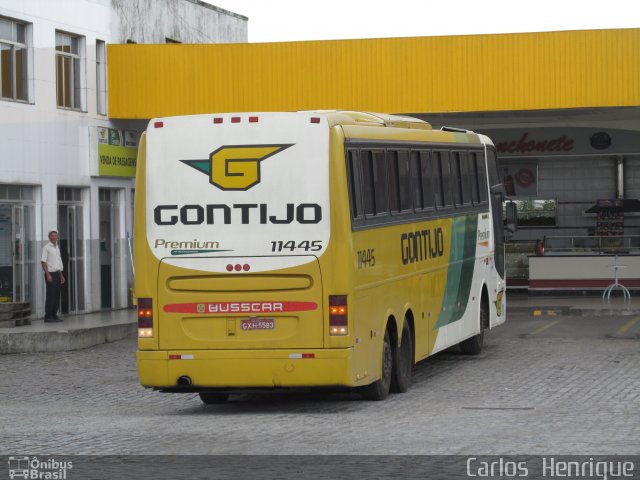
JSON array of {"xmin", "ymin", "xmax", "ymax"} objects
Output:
[{"xmin": 135, "ymin": 111, "xmax": 506, "ymax": 395}]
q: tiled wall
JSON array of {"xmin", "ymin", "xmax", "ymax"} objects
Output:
[{"xmin": 513, "ymin": 155, "xmax": 640, "ymax": 240}]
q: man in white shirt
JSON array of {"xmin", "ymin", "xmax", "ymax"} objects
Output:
[{"xmin": 41, "ymin": 229, "xmax": 65, "ymax": 322}]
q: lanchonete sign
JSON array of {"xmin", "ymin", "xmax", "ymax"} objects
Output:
[{"xmin": 482, "ymin": 127, "xmax": 640, "ymax": 157}]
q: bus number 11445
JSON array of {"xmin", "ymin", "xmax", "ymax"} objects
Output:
[
  {"xmin": 357, "ymin": 249, "xmax": 376, "ymax": 269},
  {"xmin": 271, "ymin": 240, "xmax": 322, "ymax": 252}
]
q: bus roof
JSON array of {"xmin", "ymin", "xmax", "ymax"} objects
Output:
[{"xmin": 147, "ymin": 110, "xmax": 488, "ymax": 146}]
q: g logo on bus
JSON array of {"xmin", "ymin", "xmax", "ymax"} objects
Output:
[{"xmin": 181, "ymin": 144, "xmax": 293, "ymax": 191}]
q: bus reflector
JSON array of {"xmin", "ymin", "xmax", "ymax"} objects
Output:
[
  {"xmin": 154, "ymin": 121, "xmax": 164, "ymax": 128},
  {"xmin": 329, "ymin": 295, "xmax": 348, "ymax": 336},
  {"xmin": 289, "ymin": 353, "xmax": 315, "ymax": 359},
  {"xmin": 138, "ymin": 297, "xmax": 153, "ymax": 338},
  {"xmin": 310, "ymin": 117, "xmax": 321, "ymax": 124},
  {"xmin": 248, "ymin": 116, "xmax": 259, "ymax": 123},
  {"xmin": 213, "ymin": 117, "xmax": 223, "ymax": 124},
  {"xmin": 231, "ymin": 117, "xmax": 241, "ymax": 123}
]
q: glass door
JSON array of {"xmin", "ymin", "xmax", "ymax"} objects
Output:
[
  {"xmin": 0, "ymin": 196, "xmax": 35, "ymax": 305},
  {"xmin": 12, "ymin": 205, "xmax": 25, "ymax": 302},
  {"xmin": 0, "ymin": 205, "xmax": 32, "ymax": 303},
  {"xmin": 58, "ymin": 203, "xmax": 85, "ymax": 313},
  {"xmin": 99, "ymin": 188, "xmax": 121, "ymax": 309},
  {"xmin": 0, "ymin": 205, "xmax": 12, "ymax": 300}
]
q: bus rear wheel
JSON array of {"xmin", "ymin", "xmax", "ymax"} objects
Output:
[
  {"xmin": 361, "ymin": 329, "xmax": 393, "ymax": 401},
  {"xmin": 391, "ymin": 320, "xmax": 413, "ymax": 393},
  {"xmin": 459, "ymin": 299, "xmax": 488, "ymax": 355},
  {"xmin": 199, "ymin": 392, "xmax": 229, "ymax": 404}
]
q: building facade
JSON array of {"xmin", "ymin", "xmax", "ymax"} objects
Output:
[{"xmin": 0, "ymin": 0, "xmax": 247, "ymax": 316}]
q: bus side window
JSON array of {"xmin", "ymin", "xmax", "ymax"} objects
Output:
[
  {"xmin": 387, "ymin": 150, "xmax": 401, "ymax": 213},
  {"xmin": 460, "ymin": 151, "xmax": 473, "ymax": 205},
  {"xmin": 372, "ymin": 150, "xmax": 388, "ymax": 216},
  {"xmin": 474, "ymin": 151, "xmax": 488, "ymax": 204},
  {"xmin": 361, "ymin": 150, "xmax": 376, "ymax": 216},
  {"xmin": 347, "ymin": 149, "xmax": 363, "ymax": 219},
  {"xmin": 410, "ymin": 150, "xmax": 424, "ymax": 210},
  {"xmin": 451, "ymin": 152, "xmax": 463, "ymax": 207},
  {"xmin": 486, "ymin": 147, "xmax": 500, "ymax": 189},
  {"xmin": 419, "ymin": 150, "xmax": 434, "ymax": 210},
  {"xmin": 397, "ymin": 150, "xmax": 412, "ymax": 212},
  {"xmin": 438, "ymin": 151, "xmax": 454, "ymax": 208},
  {"xmin": 432, "ymin": 151, "xmax": 444, "ymax": 208}
]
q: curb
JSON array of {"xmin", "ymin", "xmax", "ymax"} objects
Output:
[
  {"xmin": 509, "ymin": 307, "xmax": 640, "ymax": 317},
  {"xmin": 0, "ymin": 322, "xmax": 136, "ymax": 354}
]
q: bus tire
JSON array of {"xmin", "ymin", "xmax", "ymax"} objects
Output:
[
  {"xmin": 360, "ymin": 328, "xmax": 393, "ymax": 401},
  {"xmin": 199, "ymin": 392, "xmax": 229, "ymax": 404},
  {"xmin": 391, "ymin": 320, "xmax": 413, "ymax": 393},
  {"xmin": 459, "ymin": 299, "xmax": 488, "ymax": 355}
]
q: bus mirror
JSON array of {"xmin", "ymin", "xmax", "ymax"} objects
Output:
[{"xmin": 490, "ymin": 183, "xmax": 505, "ymax": 195}]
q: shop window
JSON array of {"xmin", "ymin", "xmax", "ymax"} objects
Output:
[
  {"xmin": 0, "ymin": 16, "xmax": 29, "ymax": 102},
  {"xmin": 56, "ymin": 30, "xmax": 85, "ymax": 110},
  {"xmin": 504, "ymin": 199, "xmax": 557, "ymax": 227}
]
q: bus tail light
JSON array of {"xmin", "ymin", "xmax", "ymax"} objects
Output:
[
  {"xmin": 138, "ymin": 297, "xmax": 154, "ymax": 338},
  {"xmin": 329, "ymin": 295, "xmax": 348, "ymax": 336}
]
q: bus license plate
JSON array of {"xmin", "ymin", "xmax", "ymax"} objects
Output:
[{"xmin": 241, "ymin": 318, "xmax": 275, "ymax": 331}]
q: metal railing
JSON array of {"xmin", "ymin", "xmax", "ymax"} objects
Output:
[{"xmin": 542, "ymin": 235, "xmax": 640, "ymax": 255}]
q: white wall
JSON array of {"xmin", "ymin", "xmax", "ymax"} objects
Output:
[
  {"xmin": 111, "ymin": 0, "xmax": 247, "ymax": 44},
  {"xmin": 0, "ymin": 0, "xmax": 247, "ymax": 315}
]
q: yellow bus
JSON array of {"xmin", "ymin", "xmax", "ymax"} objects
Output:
[{"xmin": 134, "ymin": 111, "xmax": 506, "ymax": 402}]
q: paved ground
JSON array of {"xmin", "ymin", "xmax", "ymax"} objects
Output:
[{"xmin": 1, "ymin": 312, "xmax": 638, "ymax": 456}]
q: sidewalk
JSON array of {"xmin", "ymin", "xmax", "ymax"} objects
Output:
[
  {"xmin": 1, "ymin": 293, "xmax": 639, "ymax": 354},
  {"xmin": 508, "ymin": 291, "xmax": 640, "ymax": 317},
  {"xmin": 0, "ymin": 308, "xmax": 136, "ymax": 354}
]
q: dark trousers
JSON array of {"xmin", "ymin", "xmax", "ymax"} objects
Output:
[{"xmin": 45, "ymin": 272, "xmax": 62, "ymax": 318}]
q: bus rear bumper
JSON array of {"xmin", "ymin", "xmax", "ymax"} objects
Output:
[{"xmin": 137, "ymin": 348, "xmax": 356, "ymax": 389}]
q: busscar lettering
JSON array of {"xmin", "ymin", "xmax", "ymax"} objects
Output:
[
  {"xmin": 208, "ymin": 302, "xmax": 284, "ymax": 313},
  {"xmin": 400, "ymin": 227, "xmax": 444, "ymax": 265},
  {"xmin": 154, "ymin": 203, "xmax": 322, "ymax": 226}
]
